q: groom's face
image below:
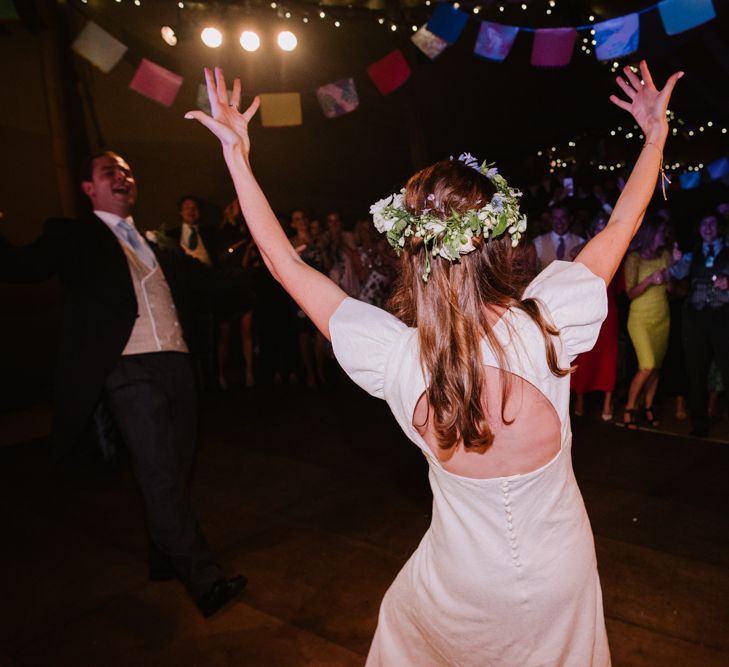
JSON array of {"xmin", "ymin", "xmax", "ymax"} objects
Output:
[{"xmin": 82, "ymin": 153, "xmax": 138, "ymax": 218}]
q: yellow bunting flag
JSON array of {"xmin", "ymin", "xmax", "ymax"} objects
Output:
[{"xmin": 259, "ymin": 93, "xmax": 302, "ymax": 128}]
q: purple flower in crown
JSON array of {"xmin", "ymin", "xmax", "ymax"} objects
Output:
[
  {"xmin": 455, "ymin": 152, "xmax": 481, "ymax": 172},
  {"xmin": 486, "ymin": 167, "xmax": 499, "ymax": 178}
]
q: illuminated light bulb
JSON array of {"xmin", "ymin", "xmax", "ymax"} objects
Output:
[
  {"xmin": 699, "ymin": 126, "xmax": 705, "ymax": 132},
  {"xmin": 521, "ymin": 3, "xmax": 527, "ymax": 9},
  {"xmin": 589, "ymin": 15, "xmax": 595, "ymax": 21},
  {"xmin": 453, "ymin": 2, "xmax": 460, "ymax": 8},
  {"xmin": 412, "ymin": 24, "xmax": 418, "ymax": 31},
  {"xmin": 473, "ymin": 7, "xmax": 480, "ymax": 14},
  {"xmin": 285, "ymin": 11, "xmax": 291, "ymax": 18},
  {"xmin": 240, "ymin": 30, "xmax": 260, "ymax": 52},
  {"xmin": 499, "ymin": 5, "xmax": 504, "ymax": 11},
  {"xmin": 134, "ymin": 0, "xmax": 141, "ymax": 5},
  {"xmin": 425, "ymin": 0, "xmax": 431, "ymax": 4},
  {"xmin": 707, "ymin": 121, "xmax": 713, "ymax": 127},
  {"xmin": 115, "ymin": 0, "xmax": 121, "ymax": 3},
  {"xmin": 277, "ymin": 30, "xmax": 297, "ymax": 50},
  {"xmin": 334, "ymin": 20, "xmax": 341, "ymax": 27},
  {"xmin": 161, "ymin": 26, "xmax": 177, "ymax": 46},
  {"xmin": 319, "ymin": 10, "xmax": 325, "ymax": 18},
  {"xmin": 591, "ymin": 39, "xmax": 596, "ymax": 45},
  {"xmin": 537, "ymin": 151, "xmax": 543, "ymax": 156},
  {"xmin": 303, "ymin": 16, "xmax": 308, "ymax": 22},
  {"xmin": 201, "ymin": 27, "xmax": 223, "ymax": 48},
  {"xmin": 722, "ymin": 128, "xmax": 727, "ymax": 134},
  {"xmin": 178, "ymin": 1, "xmax": 183, "ymax": 7},
  {"xmin": 546, "ymin": 8, "xmax": 551, "ymax": 14},
  {"xmin": 391, "ymin": 24, "xmax": 397, "ymax": 31},
  {"xmin": 688, "ymin": 130, "xmax": 694, "ymax": 136},
  {"xmin": 271, "ymin": 2, "xmax": 276, "ymax": 7},
  {"xmin": 549, "ymin": 0, "xmax": 556, "ymax": 6},
  {"xmin": 378, "ymin": 17, "xmax": 384, "ymax": 24}
]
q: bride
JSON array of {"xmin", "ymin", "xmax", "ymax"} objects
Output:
[{"xmin": 186, "ymin": 61, "xmax": 681, "ymax": 666}]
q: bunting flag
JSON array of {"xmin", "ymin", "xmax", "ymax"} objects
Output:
[
  {"xmin": 531, "ymin": 28, "xmax": 577, "ymax": 67},
  {"xmin": 196, "ymin": 84, "xmax": 233, "ymax": 115},
  {"xmin": 316, "ymin": 78, "xmax": 359, "ymax": 118},
  {"xmin": 367, "ymin": 49, "xmax": 411, "ymax": 95},
  {"xmin": 473, "ymin": 21, "xmax": 519, "ymax": 61},
  {"xmin": 678, "ymin": 171, "xmax": 701, "ymax": 190},
  {"xmin": 259, "ymin": 92, "xmax": 302, "ymax": 127},
  {"xmin": 72, "ymin": 21, "xmax": 127, "ymax": 73},
  {"xmin": 0, "ymin": 0, "xmax": 18, "ymax": 20},
  {"xmin": 411, "ymin": 25, "xmax": 449, "ymax": 60},
  {"xmin": 707, "ymin": 157, "xmax": 729, "ymax": 180},
  {"xmin": 129, "ymin": 58, "xmax": 183, "ymax": 107},
  {"xmin": 594, "ymin": 13, "xmax": 640, "ymax": 60},
  {"xmin": 427, "ymin": 3, "xmax": 469, "ymax": 44},
  {"xmin": 658, "ymin": 0, "xmax": 716, "ymax": 36}
]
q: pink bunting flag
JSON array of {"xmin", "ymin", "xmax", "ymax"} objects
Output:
[
  {"xmin": 411, "ymin": 25, "xmax": 449, "ymax": 60},
  {"xmin": 72, "ymin": 21, "xmax": 127, "ymax": 73},
  {"xmin": 367, "ymin": 49, "xmax": 411, "ymax": 96},
  {"xmin": 129, "ymin": 58, "xmax": 183, "ymax": 107},
  {"xmin": 531, "ymin": 28, "xmax": 577, "ymax": 67},
  {"xmin": 316, "ymin": 78, "xmax": 359, "ymax": 118}
]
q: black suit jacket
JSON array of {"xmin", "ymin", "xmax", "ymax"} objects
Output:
[{"xmin": 0, "ymin": 215, "xmax": 214, "ymax": 459}]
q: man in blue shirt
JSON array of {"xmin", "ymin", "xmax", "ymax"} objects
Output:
[{"xmin": 670, "ymin": 213, "xmax": 729, "ymax": 437}]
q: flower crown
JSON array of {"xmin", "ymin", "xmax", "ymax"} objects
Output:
[{"xmin": 370, "ymin": 153, "xmax": 527, "ymax": 281}]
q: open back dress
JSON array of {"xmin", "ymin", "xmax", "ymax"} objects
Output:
[{"xmin": 329, "ymin": 260, "xmax": 611, "ymax": 667}]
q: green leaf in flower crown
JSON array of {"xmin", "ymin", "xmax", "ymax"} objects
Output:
[{"xmin": 492, "ymin": 212, "xmax": 509, "ymax": 237}]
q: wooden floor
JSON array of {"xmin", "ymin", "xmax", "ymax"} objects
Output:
[{"xmin": 1, "ymin": 384, "xmax": 727, "ymax": 666}]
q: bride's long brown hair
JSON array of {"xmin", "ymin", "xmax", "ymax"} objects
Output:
[{"xmin": 387, "ymin": 160, "xmax": 569, "ymax": 453}]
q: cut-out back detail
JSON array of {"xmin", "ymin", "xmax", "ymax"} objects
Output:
[{"xmin": 412, "ymin": 366, "xmax": 561, "ymax": 480}]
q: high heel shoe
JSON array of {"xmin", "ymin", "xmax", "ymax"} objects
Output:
[
  {"xmin": 622, "ymin": 409, "xmax": 639, "ymax": 430},
  {"xmin": 644, "ymin": 407, "xmax": 660, "ymax": 428}
]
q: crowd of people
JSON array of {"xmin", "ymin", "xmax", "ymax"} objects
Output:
[{"xmin": 158, "ymin": 173, "xmax": 729, "ymax": 439}]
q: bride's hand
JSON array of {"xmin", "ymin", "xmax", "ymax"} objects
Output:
[
  {"xmin": 609, "ymin": 60, "xmax": 683, "ymax": 142},
  {"xmin": 185, "ymin": 67, "xmax": 260, "ymax": 156}
]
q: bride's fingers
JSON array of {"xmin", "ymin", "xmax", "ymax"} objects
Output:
[
  {"xmin": 204, "ymin": 68, "xmax": 220, "ymax": 116},
  {"xmin": 230, "ymin": 78, "xmax": 241, "ymax": 110},
  {"xmin": 623, "ymin": 66, "xmax": 642, "ymax": 91},
  {"xmin": 241, "ymin": 95, "xmax": 260, "ymax": 123},
  {"xmin": 215, "ymin": 67, "xmax": 229, "ymax": 105},
  {"xmin": 184, "ymin": 109, "xmax": 216, "ymax": 129},
  {"xmin": 609, "ymin": 94, "xmax": 631, "ymax": 112},
  {"xmin": 615, "ymin": 77, "xmax": 636, "ymax": 100},
  {"xmin": 658, "ymin": 71, "xmax": 684, "ymax": 103},
  {"xmin": 639, "ymin": 60, "xmax": 654, "ymax": 89}
]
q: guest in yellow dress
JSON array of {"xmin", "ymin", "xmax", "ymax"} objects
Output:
[{"xmin": 623, "ymin": 218, "xmax": 672, "ymax": 428}]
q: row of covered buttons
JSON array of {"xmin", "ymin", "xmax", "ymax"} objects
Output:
[{"xmin": 502, "ymin": 480, "xmax": 521, "ymax": 569}]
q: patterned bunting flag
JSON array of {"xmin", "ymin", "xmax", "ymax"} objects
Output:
[
  {"xmin": 72, "ymin": 21, "xmax": 127, "ymax": 73},
  {"xmin": 707, "ymin": 157, "xmax": 729, "ymax": 180},
  {"xmin": 658, "ymin": 0, "xmax": 716, "ymax": 36},
  {"xmin": 367, "ymin": 50, "xmax": 411, "ymax": 96},
  {"xmin": 473, "ymin": 21, "xmax": 519, "ymax": 62},
  {"xmin": 594, "ymin": 13, "xmax": 640, "ymax": 61},
  {"xmin": 531, "ymin": 28, "xmax": 577, "ymax": 67},
  {"xmin": 129, "ymin": 58, "xmax": 183, "ymax": 107},
  {"xmin": 678, "ymin": 171, "xmax": 701, "ymax": 190},
  {"xmin": 426, "ymin": 3, "xmax": 469, "ymax": 44},
  {"xmin": 316, "ymin": 78, "xmax": 359, "ymax": 118},
  {"xmin": 259, "ymin": 92, "xmax": 302, "ymax": 127},
  {"xmin": 411, "ymin": 25, "xmax": 449, "ymax": 60}
]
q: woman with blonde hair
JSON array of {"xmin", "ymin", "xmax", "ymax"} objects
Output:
[{"xmin": 186, "ymin": 61, "xmax": 681, "ymax": 666}]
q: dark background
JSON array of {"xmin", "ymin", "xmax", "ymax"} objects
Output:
[{"xmin": 1, "ymin": 0, "xmax": 728, "ymax": 409}]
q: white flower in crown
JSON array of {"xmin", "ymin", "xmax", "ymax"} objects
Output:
[
  {"xmin": 370, "ymin": 194, "xmax": 396, "ymax": 233},
  {"xmin": 423, "ymin": 220, "xmax": 446, "ymax": 234},
  {"xmin": 457, "ymin": 228, "xmax": 476, "ymax": 254}
]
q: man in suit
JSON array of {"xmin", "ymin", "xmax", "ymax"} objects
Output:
[
  {"xmin": 0, "ymin": 151, "xmax": 245, "ymax": 617},
  {"xmin": 533, "ymin": 204, "xmax": 585, "ymax": 270},
  {"xmin": 670, "ymin": 212, "xmax": 729, "ymax": 437}
]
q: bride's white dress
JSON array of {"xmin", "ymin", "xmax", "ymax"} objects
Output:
[{"xmin": 329, "ymin": 260, "xmax": 611, "ymax": 667}]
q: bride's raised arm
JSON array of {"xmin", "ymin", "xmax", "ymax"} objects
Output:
[
  {"xmin": 576, "ymin": 60, "xmax": 682, "ymax": 284},
  {"xmin": 186, "ymin": 67, "xmax": 347, "ymax": 339}
]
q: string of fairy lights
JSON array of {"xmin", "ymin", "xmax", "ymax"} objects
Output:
[{"xmin": 536, "ymin": 109, "xmax": 729, "ymax": 175}]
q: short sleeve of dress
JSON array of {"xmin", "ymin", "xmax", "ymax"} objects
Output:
[
  {"xmin": 524, "ymin": 260, "xmax": 608, "ymax": 358},
  {"xmin": 329, "ymin": 297, "xmax": 408, "ymax": 399}
]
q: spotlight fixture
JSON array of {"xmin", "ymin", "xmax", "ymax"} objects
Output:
[
  {"xmin": 161, "ymin": 25, "xmax": 177, "ymax": 46},
  {"xmin": 201, "ymin": 27, "xmax": 223, "ymax": 48},
  {"xmin": 277, "ymin": 30, "xmax": 297, "ymax": 51},
  {"xmin": 240, "ymin": 30, "xmax": 260, "ymax": 52}
]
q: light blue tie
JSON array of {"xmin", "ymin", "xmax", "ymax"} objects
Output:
[{"xmin": 117, "ymin": 220, "xmax": 156, "ymax": 268}]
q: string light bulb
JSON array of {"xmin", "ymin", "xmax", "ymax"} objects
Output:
[
  {"xmin": 240, "ymin": 30, "xmax": 260, "ymax": 52},
  {"xmin": 161, "ymin": 26, "xmax": 177, "ymax": 46},
  {"xmin": 277, "ymin": 30, "xmax": 297, "ymax": 51}
]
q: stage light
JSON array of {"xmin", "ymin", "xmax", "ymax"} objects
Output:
[
  {"xmin": 277, "ymin": 30, "xmax": 297, "ymax": 51},
  {"xmin": 240, "ymin": 30, "xmax": 260, "ymax": 52},
  {"xmin": 161, "ymin": 26, "xmax": 177, "ymax": 46},
  {"xmin": 201, "ymin": 27, "xmax": 223, "ymax": 48}
]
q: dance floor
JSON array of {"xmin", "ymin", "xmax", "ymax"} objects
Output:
[{"xmin": 1, "ymin": 383, "xmax": 727, "ymax": 666}]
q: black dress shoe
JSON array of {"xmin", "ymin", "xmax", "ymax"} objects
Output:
[{"xmin": 196, "ymin": 575, "xmax": 247, "ymax": 618}]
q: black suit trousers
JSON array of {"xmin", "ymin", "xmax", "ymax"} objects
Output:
[
  {"xmin": 682, "ymin": 304, "xmax": 729, "ymax": 431},
  {"xmin": 104, "ymin": 351, "xmax": 221, "ymax": 598}
]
